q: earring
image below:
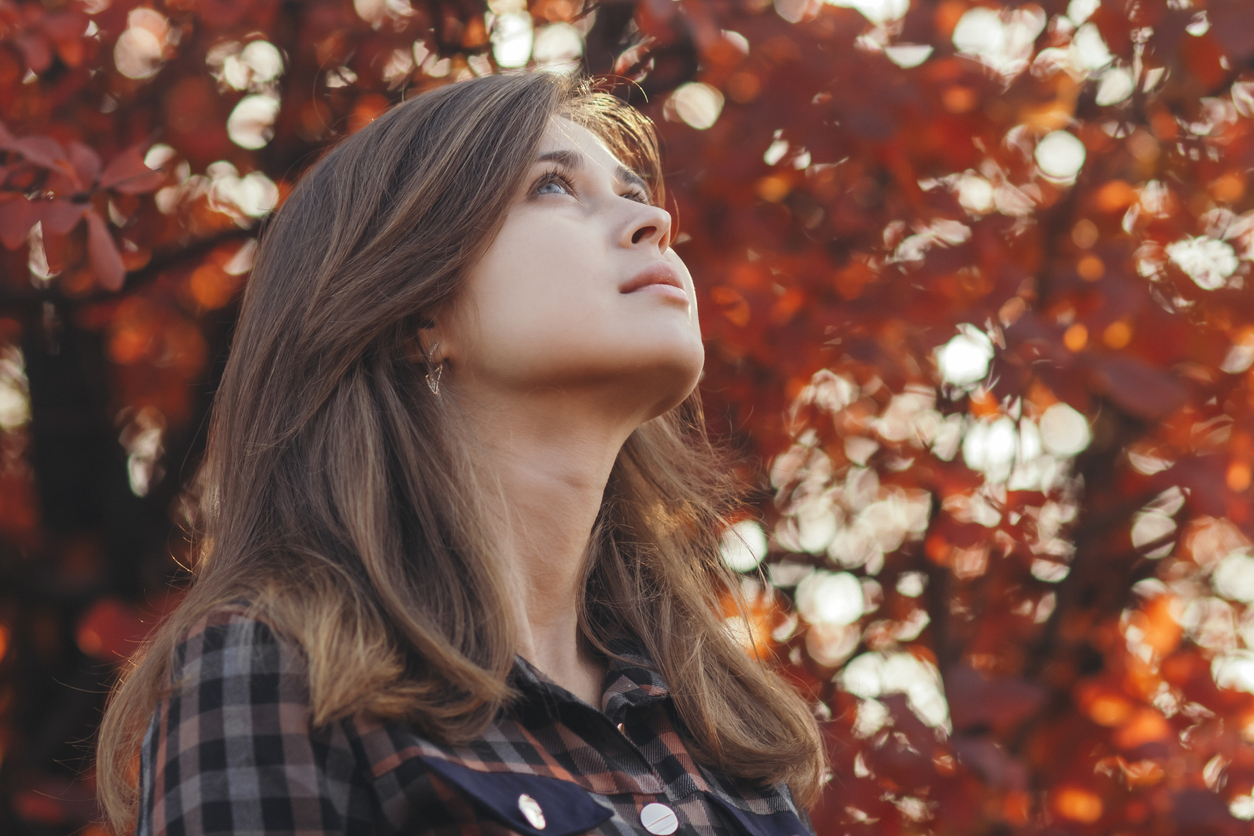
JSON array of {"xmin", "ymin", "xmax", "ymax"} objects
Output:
[{"xmin": 424, "ymin": 341, "xmax": 443, "ymax": 396}]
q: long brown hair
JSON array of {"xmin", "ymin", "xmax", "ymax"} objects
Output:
[{"xmin": 96, "ymin": 71, "xmax": 825, "ymax": 832}]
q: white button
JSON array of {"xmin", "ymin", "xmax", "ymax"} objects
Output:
[
  {"xmin": 518, "ymin": 793, "xmax": 546, "ymax": 829},
  {"xmin": 640, "ymin": 802, "xmax": 679, "ymax": 835}
]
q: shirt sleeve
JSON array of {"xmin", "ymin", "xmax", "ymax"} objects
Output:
[{"xmin": 135, "ymin": 608, "xmax": 375, "ymax": 836}]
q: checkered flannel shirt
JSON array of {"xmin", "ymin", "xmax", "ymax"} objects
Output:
[{"xmin": 136, "ymin": 605, "xmax": 815, "ymax": 836}]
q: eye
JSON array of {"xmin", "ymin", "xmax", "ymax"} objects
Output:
[
  {"xmin": 621, "ymin": 187, "xmax": 651, "ymax": 204},
  {"xmin": 533, "ymin": 168, "xmax": 575, "ymax": 197}
]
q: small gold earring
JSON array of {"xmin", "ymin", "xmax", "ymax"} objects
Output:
[{"xmin": 425, "ymin": 341, "xmax": 443, "ymax": 396}]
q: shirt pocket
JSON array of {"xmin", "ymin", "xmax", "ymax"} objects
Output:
[
  {"xmin": 704, "ymin": 792, "xmax": 813, "ymax": 836},
  {"xmin": 420, "ymin": 756, "xmax": 614, "ymax": 836}
]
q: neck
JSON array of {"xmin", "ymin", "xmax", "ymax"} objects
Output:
[{"xmin": 463, "ymin": 385, "xmax": 637, "ymax": 706}]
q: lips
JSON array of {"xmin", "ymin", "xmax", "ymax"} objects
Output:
[{"xmin": 620, "ymin": 264, "xmax": 683, "ymax": 294}]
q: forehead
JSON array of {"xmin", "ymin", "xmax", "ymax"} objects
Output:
[{"xmin": 538, "ymin": 117, "xmax": 626, "ymax": 174}]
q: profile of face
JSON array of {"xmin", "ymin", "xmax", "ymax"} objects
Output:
[{"xmin": 430, "ymin": 117, "xmax": 705, "ymax": 427}]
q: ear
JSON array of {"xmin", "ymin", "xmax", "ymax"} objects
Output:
[{"xmin": 416, "ymin": 316, "xmax": 448, "ymax": 366}]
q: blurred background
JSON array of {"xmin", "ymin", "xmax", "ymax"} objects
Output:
[{"xmin": 2, "ymin": 0, "xmax": 1254, "ymax": 833}]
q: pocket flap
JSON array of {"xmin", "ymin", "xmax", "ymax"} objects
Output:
[{"xmin": 422, "ymin": 756, "xmax": 614, "ymax": 836}]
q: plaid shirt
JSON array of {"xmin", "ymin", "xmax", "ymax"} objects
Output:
[{"xmin": 136, "ymin": 605, "xmax": 814, "ymax": 836}]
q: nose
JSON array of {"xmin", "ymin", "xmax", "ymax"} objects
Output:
[{"xmin": 622, "ymin": 201, "xmax": 673, "ymax": 251}]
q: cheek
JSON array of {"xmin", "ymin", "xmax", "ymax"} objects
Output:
[
  {"xmin": 471, "ymin": 257, "xmax": 603, "ymax": 336},
  {"xmin": 471, "ymin": 219, "xmax": 594, "ymax": 310},
  {"xmin": 453, "ymin": 257, "xmax": 607, "ymax": 374}
]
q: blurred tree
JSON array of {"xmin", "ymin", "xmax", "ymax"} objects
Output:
[{"xmin": 2, "ymin": 0, "xmax": 1254, "ymax": 833}]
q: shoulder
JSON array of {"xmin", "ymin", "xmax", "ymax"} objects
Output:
[
  {"xmin": 139, "ymin": 603, "xmax": 378, "ymax": 835},
  {"xmin": 165, "ymin": 601, "xmax": 310, "ymax": 706}
]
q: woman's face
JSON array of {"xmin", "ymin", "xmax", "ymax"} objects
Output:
[{"xmin": 436, "ymin": 117, "xmax": 704, "ymax": 423}]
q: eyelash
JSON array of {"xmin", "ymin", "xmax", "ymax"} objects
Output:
[{"xmin": 533, "ymin": 166, "xmax": 651, "ymax": 205}]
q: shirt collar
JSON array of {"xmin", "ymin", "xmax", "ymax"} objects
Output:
[
  {"xmin": 598, "ymin": 635, "xmax": 670, "ymax": 718},
  {"xmin": 509, "ymin": 635, "xmax": 670, "ymax": 719}
]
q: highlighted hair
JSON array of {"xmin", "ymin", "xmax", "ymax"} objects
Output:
[{"xmin": 96, "ymin": 72, "xmax": 824, "ymax": 832}]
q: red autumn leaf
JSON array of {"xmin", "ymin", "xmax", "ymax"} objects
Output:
[
  {"xmin": 1165, "ymin": 456, "xmax": 1228, "ymax": 519},
  {"xmin": 951, "ymin": 736, "xmax": 1030, "ymax": 789},
  {"xmin": 4, "ymin": 134, "xmax": 66, "ymax": 170},
  {"xmin": 1209, "ymin": 0, "xmax": 1254, "ymax": 62},
  {"xmin": 0, "ymin": 194, "xmax": 37, "ymax": 249},
  {"xmin": 193, "ymin": 0, "xmax": 251, "ymax": 28},
  {"xmin": 35, "ymin": 199, "xmax": 84, "ymax": 235},
  {"xmin": 41, "ymin": 227, "xmax": 69, "ymax": 275},
  {"xmin": 945, "ymin": 665, "xmax": 1048, "ymax": 733},
  {"xmin": 99, "ymin": 146, "xmax": 166, "ymax": 194},
  {"xmin": 66, "ymin": 141, "xmax": 100, "ymax": 189},
  {"xmin": 85, "ymin": 209, "xmax": 125, "ymax": 291},
  {"xmin": 46, "ymin": 14, "xmax": 88, "ymax": 69},
  {"xmin": 39, "ymin": 10, "xmax": 87, "ymax": 44},
  {"xmin": 54, "ymin": 35, "xmax": 85, "ymax": 70},
  {"xmin": 15, "ymin": 34, "xmax": 52, "ymax": 73},
  {"xmin": 1090, "ymin": 354, "xmax": 1188, "ymax": 421},
  {"xmin": 1171, "ymin": 789, "xmax": 1234, "ymax": 829}
]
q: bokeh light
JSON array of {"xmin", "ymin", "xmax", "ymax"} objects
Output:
[
  {"xmin": 721, "ymin": 519, "xmax": 769, "ymax": 572},
  {"xmin": 1035, "ymin": 131, "xmax": 1087, "ymax": 182},
  {"xmin": 114, "ymin": 8, "xmax": 170, "ymax": 80},
  {"xmin": 227, "ymin": 95, "xmax": 282, "ymax": 150},
  {"xmin": 668, "ymin": 83, "xmax": 724, "ymax": 131},
  {"xmin": 936, "ymin": 327, "xmax": 993, "ymax": 387}
]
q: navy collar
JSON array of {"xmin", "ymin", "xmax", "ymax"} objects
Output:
[{"xmin": 510, "ymin": 635, "xmax": 670, "ymax": 719}]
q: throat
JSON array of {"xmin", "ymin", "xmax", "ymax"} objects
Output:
[
  {"xmin": 519, "ymin": 629, "xmax": 607, "ymax": 708},
  {"xmin": 561, "ymin": 653, "xmax": 607, "ymax": 708}
]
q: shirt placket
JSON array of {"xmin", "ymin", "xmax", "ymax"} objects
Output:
[{"xmin": 513, "ymin": 657, "xmax": 734, "ymax": 836}]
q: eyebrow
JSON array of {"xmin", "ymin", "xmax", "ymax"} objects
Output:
[{"xmin": 534, "ymin": 149, "xmax": 652, "ymax": 201}]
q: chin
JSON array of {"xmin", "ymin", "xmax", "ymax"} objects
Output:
[{"xmin": 637, "ymin": 351, "xmax": 704, "ymax": 422}]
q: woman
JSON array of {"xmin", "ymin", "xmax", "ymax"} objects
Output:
[{"xmin": 96, "ymin": 71, "xmax": 825, "ymax": 835}]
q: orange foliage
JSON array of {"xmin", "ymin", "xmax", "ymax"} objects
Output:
[
  {"xmin": 2, "ymin": 0, "xmax": 1254, "ymax": 833},
  {"xmin": 1053, "ymin": 786, "xmax": 1103, "ymax": 824}
]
